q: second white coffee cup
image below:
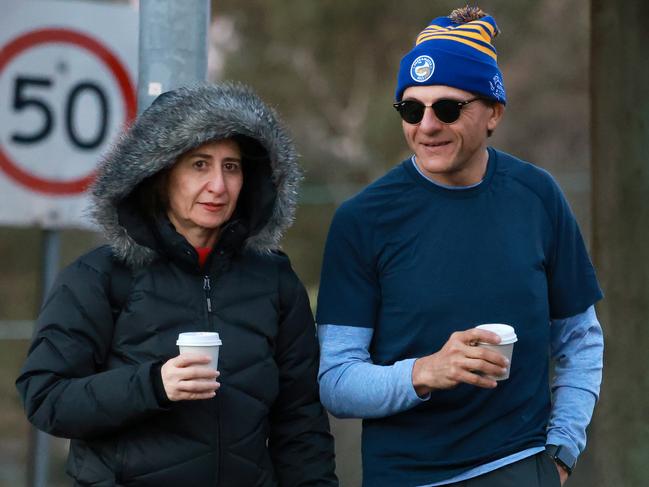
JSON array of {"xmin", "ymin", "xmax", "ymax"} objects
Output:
[
  {"xmin": 475, "ymin": 324, "xmax": 517, "ymax": 381},
  {"xmin": 176, "ymin": 332, "xmax": 222, "ymax": 371}
]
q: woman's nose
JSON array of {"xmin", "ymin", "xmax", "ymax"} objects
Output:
[{"xmin": 206, "ymin": 171, "xmax": 226, "ymax": 193}]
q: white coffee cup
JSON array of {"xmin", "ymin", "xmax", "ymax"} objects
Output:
[
  {"xmin": 176, "ymin": 332, "xmax": 222, "ymax": 371},
  {"xmin": 475, "ymin": 324, "xmax": 517, "ymax": 380}
]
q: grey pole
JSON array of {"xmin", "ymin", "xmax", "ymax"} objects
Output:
[
  {"xmin": 137, "ymin": 0, "xmax": 211, "ymax": 114},
  {"xmin": 27, "ymin": 229, "xmax": 61, "ymax": 487}
]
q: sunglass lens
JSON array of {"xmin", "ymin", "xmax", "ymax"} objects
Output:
[
  {"xmin": 432, "ymin": 100, "xmax": 461, "ymax": 123},
  {"xmin": 399, "ymin": 101, "xmax": 425, "ymax": 124}
]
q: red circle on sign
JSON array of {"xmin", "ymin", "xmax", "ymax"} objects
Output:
[{"xmin": 0, "ymin": 28, "xmax": 136, "ymax": 195}]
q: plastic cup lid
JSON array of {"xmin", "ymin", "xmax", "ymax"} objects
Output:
[
  {"xmin": 476, "ymin": 324, "xmax": 517, "ymax": 344},
  {"xmin": 176, "ymin": 332, "xmax": 222, "ymax": 347}
]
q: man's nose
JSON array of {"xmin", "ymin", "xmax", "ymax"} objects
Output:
[{"xmin": 418, "ymin": 106, "xmax": 444, "ymax": 132}]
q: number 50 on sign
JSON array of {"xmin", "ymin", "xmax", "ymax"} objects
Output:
[{"xmin": 0, "ymin": 0, "xmax": 137, "ymax": 228}]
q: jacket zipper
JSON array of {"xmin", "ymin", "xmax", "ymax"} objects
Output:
[
  {"xmin": 203, "ymin": 275, "xmax": 212, "ymax": 313},
  {"xmin": 202, "ymin": 272, "xmax": 221, "ymax": 484}
]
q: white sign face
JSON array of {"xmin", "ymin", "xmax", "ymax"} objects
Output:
[{"xmin": 0, "ymin": 0, "xmax": 137, "ymax": 229}]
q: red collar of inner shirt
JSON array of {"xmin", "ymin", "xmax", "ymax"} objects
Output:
[{"xmin": 195, "ymin": 246, "xmax": 212, "ymax": 268}]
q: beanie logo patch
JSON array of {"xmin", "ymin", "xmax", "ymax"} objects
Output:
[
  {"xmin": 489, "ymin": 74, "xmax": 505, "ymax": 101},
  {"xmin": 410, "ymin": 55, "xmax": 435, "ymax": 83}
]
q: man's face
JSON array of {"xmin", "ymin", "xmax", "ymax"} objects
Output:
[{"xmin": 400, "ymin": 85, "xmax": 504, "ymax": 186}]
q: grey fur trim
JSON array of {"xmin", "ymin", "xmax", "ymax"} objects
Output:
[{"xmin": 90, "ymin": 82, "xmax": 301, "ymax": 268}]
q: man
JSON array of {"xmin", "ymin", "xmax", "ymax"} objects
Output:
[{"xmin": 316, "ymin": 6, "xmax": 603, "ymax": 487}]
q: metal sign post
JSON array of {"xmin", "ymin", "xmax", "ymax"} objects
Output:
[
  {"xmin": 27, "ymin": 229, "xmax": 60, "ymax": 487},
  {"xmin": 138, "ymin": 0, "xmax": 210, "ymax": 113}
]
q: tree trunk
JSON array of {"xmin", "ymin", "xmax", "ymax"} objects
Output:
[{"xmin": 585, "ymin": 1, "xmax": 649, "ymax": 486}]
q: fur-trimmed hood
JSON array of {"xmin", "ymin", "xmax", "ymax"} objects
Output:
[{"xmin": 90, "ymin": 82, "xmax": 301, "ymax": 269}]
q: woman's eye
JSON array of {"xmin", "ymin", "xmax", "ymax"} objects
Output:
[
  {"xmin": 193, "ymin": 160, "xmax": 206, "ymax": 169},
  {"xmin": 224, "ymin": 162, "xmax": 241, "ymax": 172}
]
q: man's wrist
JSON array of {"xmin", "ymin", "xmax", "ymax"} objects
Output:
[
  {"xmin": 412, "ymin": 358, "xmax": 433, "ymax": 397},
  {"xmin": 546, "ymin": 444, "xmax": 577, "ymax": 475}
]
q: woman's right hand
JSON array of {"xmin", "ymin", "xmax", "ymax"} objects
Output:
[{"xmin": 161, "ymin": 355, "xmax": 220, "ymax": 401}]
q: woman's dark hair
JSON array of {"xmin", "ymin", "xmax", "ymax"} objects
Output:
[
  {"xmin": 134, "ymin": 169, "xmax": 170, "ymax": 221},
  {"xmin": 231, "ymin": 135, "xmax": 274, "ymax": 234}
]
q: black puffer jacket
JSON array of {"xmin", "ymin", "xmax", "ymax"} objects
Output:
[{"xmin": 16, "ymin": 84, "xmax": 337, "ymax": 487}]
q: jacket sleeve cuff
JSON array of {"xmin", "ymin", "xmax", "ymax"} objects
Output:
[{"xmin": 150, "ymin": 362, "xmax": 173, "ymax": 407}]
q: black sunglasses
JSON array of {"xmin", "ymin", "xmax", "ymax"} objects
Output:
[{"xmin": 393, "ymin": 97, "xmax": 484, "ymax": 124}]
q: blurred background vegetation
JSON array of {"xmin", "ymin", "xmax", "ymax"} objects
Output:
[{"xmin": 2, "ymin": 0, "xmax": 647, "ymax": 486}]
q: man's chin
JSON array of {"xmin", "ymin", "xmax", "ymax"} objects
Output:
[{"xmin": 414, "ymin": 155, "xmax": 453, "ymax": 174}]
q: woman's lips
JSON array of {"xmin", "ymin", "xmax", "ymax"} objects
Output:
[{"xmin": 199, "ymin": 202, "xmax": 226, "ymax": 212}]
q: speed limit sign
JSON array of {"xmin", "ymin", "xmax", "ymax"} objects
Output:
[{"xmin": 0, "ymin": 0, "xmax": 137, "ymax": 228}]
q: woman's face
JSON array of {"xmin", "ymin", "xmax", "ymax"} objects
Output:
[{"xmin": 166, "ymin": 139, "xmax": 243, "ymax": 244}]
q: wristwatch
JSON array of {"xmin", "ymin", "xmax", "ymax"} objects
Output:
[{"xmin": 545, "ymin": 444, "xmax": 576, "ymax": 475}]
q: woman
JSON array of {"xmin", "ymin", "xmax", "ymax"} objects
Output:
[{"xmin": 16, "ymin": 83, "xmax": 338, "ymax": 487}]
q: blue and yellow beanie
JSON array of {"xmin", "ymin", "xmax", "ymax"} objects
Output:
[{"xmin": 395, "ymin": 7, "xmax": 506, "ymax": 104}]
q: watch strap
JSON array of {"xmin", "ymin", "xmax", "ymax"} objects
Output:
[{"xmin": 546, "ymin": 444, "xmax": 576, "ymax": 475}]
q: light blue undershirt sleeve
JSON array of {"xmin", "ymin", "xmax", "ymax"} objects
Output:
[
  {"xmin": 546, "ymin": 305, "xmax": 603, "ymax": 459},
  {"xmin": 317, "ymin": 324, "xmax": 428, "ymax": 418}
]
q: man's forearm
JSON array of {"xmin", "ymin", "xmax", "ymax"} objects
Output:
[
  {"xmin": 547, "ymin": 305, "xmax": 603, "ymax": 458},
  {"xmin": 317, "ymin": 324, "xmax": 425, "ymax": 418}
]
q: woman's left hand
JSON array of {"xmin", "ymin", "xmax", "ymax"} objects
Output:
[{"xmin": 161, "ymin": 354, "xmax": 220, "ymax": 401}]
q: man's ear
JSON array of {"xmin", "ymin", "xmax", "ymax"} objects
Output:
[{"xmin": 487, "ymin": 102, "xmax": 505, "ymax": 132}]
